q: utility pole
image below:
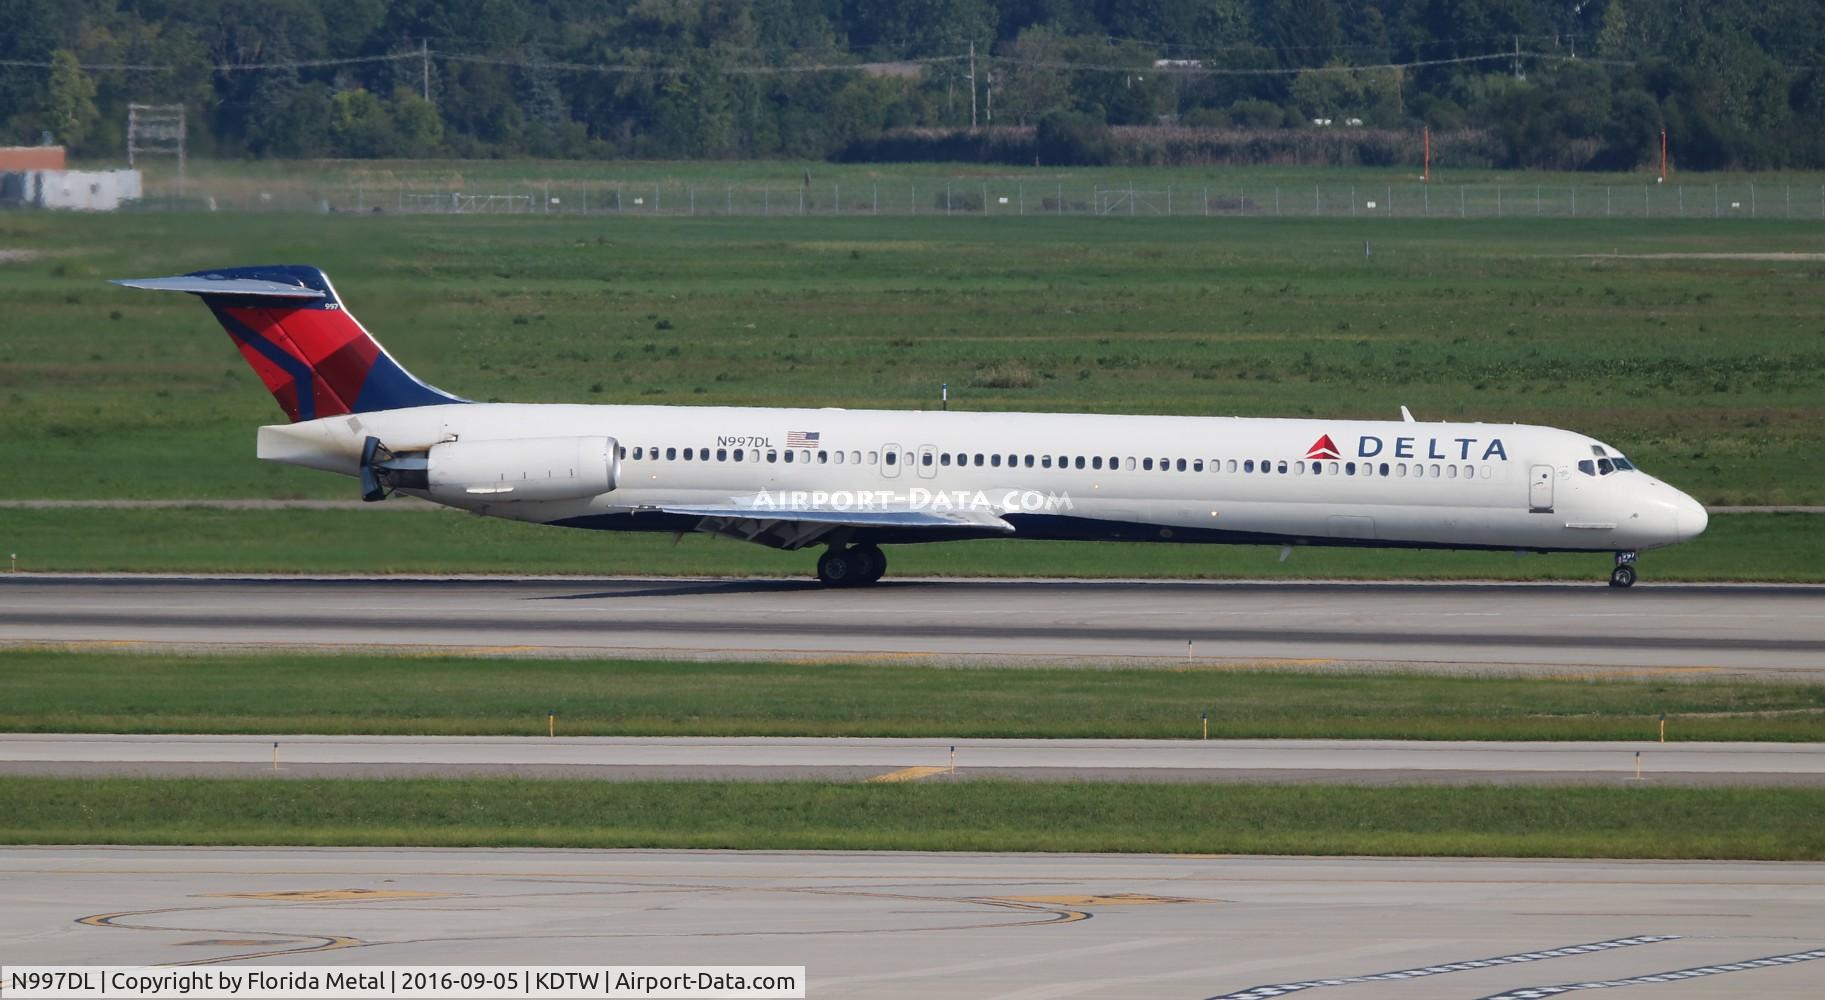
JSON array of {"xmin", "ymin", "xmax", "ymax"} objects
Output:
[
  {"xmin": 969, "ymin": 42, "xmax": 978, "ymax": 129},
  {"xmin": 421, "ymin": 39, "xmax": 430, "ymax": 102},
  {"xmin": 1512, "ymin": 35, "xmax": 1523, "ymax": 80},
  {"xmin": 986, "ymin": 66, "xmax": 993, "ymax": 124}
]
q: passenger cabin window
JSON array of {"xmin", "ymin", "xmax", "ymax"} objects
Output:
[
  {"xmin": 767, "ymin": 450, "xmax": 778, "ymax": 462},
  {"xmin": 1074, "ymin": 456, "xmax": 1086, "ymax": 469},
  {"xmin": 1024, "ymin": 455, "xmax": 1035, "ymax": 468},
  {"xmin": 1041, "ymin": 455, "xmax": 1052, "ymax": 468}
]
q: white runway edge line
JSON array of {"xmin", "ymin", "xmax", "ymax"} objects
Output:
[
  {"xmin": 1207, "ymin": 936, "xmax": 1679, "ymax": 1000},
  {"xmin": 1480, "ymin": 948, "xmax": 1825, "ymax": 999}
]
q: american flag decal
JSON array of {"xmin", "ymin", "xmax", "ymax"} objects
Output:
[{"xmin": 787, "ymin": 431, "xmax": 820, "ymax": 448}]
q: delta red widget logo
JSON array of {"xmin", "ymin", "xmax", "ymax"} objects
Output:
[{"xmin": 1305, "ymin": 434, "xmax": 1341, "ymax": 460}]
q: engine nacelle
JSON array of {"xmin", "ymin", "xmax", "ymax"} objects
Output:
[{"xmin": 427, "ymin": 436, "xmax": 619, "ymax": 503}]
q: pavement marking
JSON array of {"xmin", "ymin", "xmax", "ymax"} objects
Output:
[
  {"xmin": 867, "ymin": 765, "xmax": 950, "ymax": 783},
  {"xmin": 1482, "ymin": 947, "xmax": 1825, "ymax": 998},
  {"xmin": 178, "ymin": 938, "xmax": 288, "ymax": 946},
  {"xmin": 996, "ymin": 893, "xmax": 1206, "ymax": 906},
  {"xmin": 76, "ymin": 906, "xmax": 365, "ymax": 966},
  {"xmin": 1207, "ymin": 935, "xmax": 1680, "ymax": 1000},
  {"xmin": 206, "ymin": 889, "xmax": 456, "ymax": 902}
]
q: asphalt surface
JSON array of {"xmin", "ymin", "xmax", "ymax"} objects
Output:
[
  {"xmin": 4, "ymin": 734, "xmax": 1821, "ymax": 786},
  {"xmin": 4, "ymin": 576, "xmax": 1824, "ymax": 675},
  {"xmin": 2, "ymin": 847, "xmax": 1821, "ymax": 997}
]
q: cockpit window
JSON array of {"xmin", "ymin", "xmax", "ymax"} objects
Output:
[
  {"xmin": 1590, "ymin": 445, "xmax": 1607, "ymax": 456},
  {"xmin": 1578, "ymin": 460, "xmax": 1595, "ymax": 476},
  {"xmin": 1612, "ymin": 457, "xmax": 1634, "ymax": 471},
  {"xmin": 1597, "ymin": 458, "xmax": 1614, "ymax": 475}
]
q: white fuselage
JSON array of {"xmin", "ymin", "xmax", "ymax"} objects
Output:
[{"xmin": 258, "ymin": 402, "xmax": 1708, "ymax": 553}]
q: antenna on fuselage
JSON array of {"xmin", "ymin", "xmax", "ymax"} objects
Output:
[{"xmin": 1400, "ymin": 405, "xmax": 1415, "ymax": 423}]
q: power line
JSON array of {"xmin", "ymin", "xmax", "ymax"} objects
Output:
[
  {"xmin": 991, "ymin": 51, "xmax": 1639, "ymax": 76},
  {"xmin": 0, "ymin": 49, "xmax": 964, "ymax": 76}
]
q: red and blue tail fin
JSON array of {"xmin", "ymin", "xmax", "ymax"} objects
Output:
[{"xmin": 113, "ymin": 265, "xmax": 465, "ymax": 423}]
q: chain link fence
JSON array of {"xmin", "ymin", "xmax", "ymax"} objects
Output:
[{"xmin": 132, "ymin": 177, "xmax": 1825, "ymax": 221}]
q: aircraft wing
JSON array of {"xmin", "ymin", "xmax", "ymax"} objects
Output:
[{"xmin": 655, "ymin": 503, "xmax": 1014, "ymax": 549}]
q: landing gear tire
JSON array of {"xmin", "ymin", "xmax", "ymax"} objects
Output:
[
  {"xmin": 853, "ymin": 545, "xmax": 887, "ymax": 584},
  {"xmin": 816, "ymin": 547, "xmax": 860, "ymax": 587},
  {"xmin": 1609, "ymin": 564, "xmax": 1637, "ymax": 589},
  {"xmin": 816, "ymin": 545, "xmax": 887, "ymax": 587}
]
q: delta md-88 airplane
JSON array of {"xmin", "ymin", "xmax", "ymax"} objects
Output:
[{"xmin": 117, "ymin": 265, "xmax": 1707, "ymax": 588}]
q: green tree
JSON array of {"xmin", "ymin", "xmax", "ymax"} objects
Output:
[
  {"xmin": 331, "ymin": 88, "xmax": 398, "ymax": 157},
  {"xmin": 42, "ymin": 50, "xmax": 98, "ymax": 149},
  {"xmin": 390, "ymin": 87, "xmax": 445, "ymax": 156}
]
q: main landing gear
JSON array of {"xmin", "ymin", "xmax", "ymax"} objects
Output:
[
  {"xmin": 816, "ymin": 544, "xmax": 887, "ymax": 587},
  {"xmin": 1609, "ymin": 550, "xmax": 1638, "ymax": 589}
]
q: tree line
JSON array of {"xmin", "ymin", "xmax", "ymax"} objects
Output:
[{"xmin": 3, "ymin": 0, "xmax": 1822, "ymax": 170}]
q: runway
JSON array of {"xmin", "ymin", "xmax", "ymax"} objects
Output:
[
  {"xmin": 4, "ymin": 734, "xmax": 1822, "ymax": 786},
  {"xmin": 4, "ymin": 576, "xmax": 1824, "ymax": 675},
  {"xmin": 2, "ymin": 847, "xmax": 1822, "ymax": 997}
]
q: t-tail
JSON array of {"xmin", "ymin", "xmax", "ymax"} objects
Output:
[{"xmin": 112, "ymin": 265, "xmax": 465, "ymax": 422}]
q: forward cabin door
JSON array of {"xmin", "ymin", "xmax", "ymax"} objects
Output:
[{"xmin": 1529, "ymin": 465, "xmax": 1555, "ymax": 513}]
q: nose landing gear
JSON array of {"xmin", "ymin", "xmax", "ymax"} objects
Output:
[
  {"xmin": 1609, "ymin": 550, "xmax": 1638, "ymax": 588},
  {"xmin": 816, "ymin": 544, "xmax": 888, "ymax": 587}
]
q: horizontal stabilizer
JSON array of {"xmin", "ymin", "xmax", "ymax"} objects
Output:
[{"xmin": 111, "ymin": 275, "xmax": 326, "ymax": 299}]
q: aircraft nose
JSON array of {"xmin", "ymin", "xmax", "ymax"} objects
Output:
[{"xmin": 1677, "ymin": 493, "xmax": 1709, "ymax": 542}]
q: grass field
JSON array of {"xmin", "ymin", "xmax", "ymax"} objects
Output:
[
  {"xmin": 5, "ymin": 196, "xmax": 1824, "ymax": 577},
  {"xmin": 138, "ymin": 156, "xmax": 1825, "ymax": 192},
  {"xmin": 6, "ymin": 210, "xmax": 1824, "ymax": 505},
  {"xmin": 2, "ymin": 777, "xmax": 1819, "ymax": 858},
  {"xmin": 4, "ymin": 650, "xmax": 1820, "ymax": 741},
  {"xmin": 1, "ymin": 507, "xmax": 1816, "ymax": 580}
]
